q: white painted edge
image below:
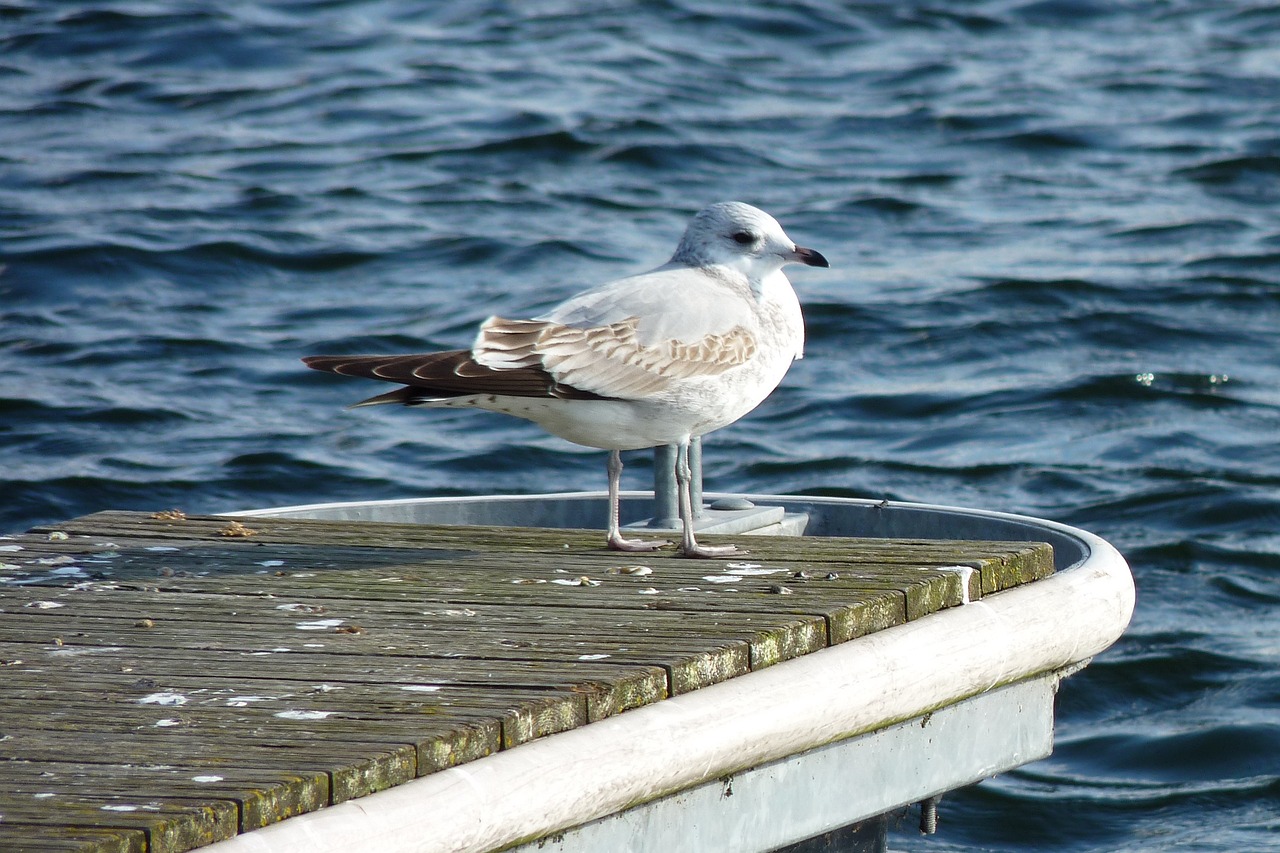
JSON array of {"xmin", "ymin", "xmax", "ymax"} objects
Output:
[
  {"xmin": 200, "ymin": 516, "xmax": 1134, "ymax": 853},
  {"xmin": 511, "ymin": 675, "xmax": 1059, "ymax": 853}
]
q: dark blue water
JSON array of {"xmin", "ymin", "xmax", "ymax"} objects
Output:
[{"xmin": 3, "ymin": 2, "xmax": 1278, "ymax": 849}]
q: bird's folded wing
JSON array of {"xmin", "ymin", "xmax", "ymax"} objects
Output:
[
  {"xmin": 538, "ymin": 265, "xmax": 753, "ymax": 346},
  {"xmin": 303, "ymin": 298, "xmax": 758, "ymax": 404},
  {"xmin": 474, "ymin": 316, "xmax": 756, "ymax": 399}
]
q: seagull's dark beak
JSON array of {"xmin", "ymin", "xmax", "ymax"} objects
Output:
[{"xmin": 790, "ymin": 245, "xmax": 830, "ymax": 268}]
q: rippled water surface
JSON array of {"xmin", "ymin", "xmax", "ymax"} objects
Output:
[{"xmin": 3, "ymin": 2, "xmax": 1279, "ymax": 849}]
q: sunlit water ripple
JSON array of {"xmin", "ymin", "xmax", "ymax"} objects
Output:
[{"xmin": 2, "ymin": 2, "xmax": 1278, "ymax": 849}]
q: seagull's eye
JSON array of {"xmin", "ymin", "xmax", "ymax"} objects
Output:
[{"xmin": 732, "ymin": 231, "xmax": 755, "ymax": 245}]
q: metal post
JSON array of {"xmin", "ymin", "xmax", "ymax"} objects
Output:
[
  {"xmin": 651, "ymin": 445, "xmax": 679, "ymax": 527},
  {"xmin": 650, "ymin": 439, "xmax": 704, "ymax": 527}
]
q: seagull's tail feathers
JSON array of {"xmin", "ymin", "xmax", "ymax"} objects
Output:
[{"xmin": 347, "ymin": 387, "xmax": 437, "ymax": 409}]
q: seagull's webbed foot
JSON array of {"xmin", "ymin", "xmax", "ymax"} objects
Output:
[
  {"xmin": 607, "ymin": 531, "xmax": 672, "ymax": 552},
  {"xmin": 679, "ymin": 541, "xmax": 749, "ymax": 559}
]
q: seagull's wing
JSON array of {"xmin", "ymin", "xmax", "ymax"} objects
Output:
[
  {"xmin": 305, "ymin": 267, "xmax": 761, "ymax": 404},
  {"xmin": 471, "ymin": 265, "xmax": 760, "ymax": 399},
  {"xmin": 539, "ymin": 264, "xmax": 753, "ymax": 346},
  {"xmin": 473, "ymin": 315, "xmax": 756, "ymax": 400}
]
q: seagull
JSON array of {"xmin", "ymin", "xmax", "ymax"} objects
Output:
[{"xmin": 303, "ymin": 202, "xmax": 828, "ymax": 557}]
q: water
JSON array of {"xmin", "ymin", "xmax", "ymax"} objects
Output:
[{"xmin": 2, "ymin": 1, "xmax": 1278, "ymax": 849}]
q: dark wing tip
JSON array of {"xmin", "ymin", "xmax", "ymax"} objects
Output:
[
  {"xmin": 302, "ymin": 355, "xmax": 343, "ymax": 372},
  {"xmin": 302, "ymin": 351, "xmax": 611, "ymax": 402}
]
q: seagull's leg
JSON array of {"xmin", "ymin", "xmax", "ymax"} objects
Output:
[
  {"xmin": 676, "ymin": 439, "xmax": 745, "ymax": 558},
  {"xmin": 605, "ymin": 450, "xmax": 671, "ymax": 552}
]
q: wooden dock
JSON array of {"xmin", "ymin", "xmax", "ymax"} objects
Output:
[{"xmin": 0, "ymin": 510, "xmax": 1054, "ymax": 853}]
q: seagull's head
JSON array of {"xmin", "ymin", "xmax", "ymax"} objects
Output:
[{"xmin": 671, "ymin": 201, "xmax": 829, "ymax": 279}]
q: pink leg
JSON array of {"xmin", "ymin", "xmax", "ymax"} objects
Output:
[
  {"xmin": 675, "ymin": 440, "xmax": 745, "ymax": 558},
  {"xmin": 605, "ymin": 450, "xmax": 670, "ymax": 552}
]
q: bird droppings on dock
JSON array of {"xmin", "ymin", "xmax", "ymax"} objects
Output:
[
  {"xmin": 50, "ymin": 566, "xmax": 89, "ymax": 578},
  {"xmin": 551, "ymin": 576, "xmax": 601, "ymax": 587},
  {"xmin": 936, "ymin": 565, "xmax": 978, "ymax": 605},
  {"xmin": 733, "ymin": 566, "xmax": 783, "ymax": 577},
  {"xmin": 274, "ymin": 710, "xmax": 334, "ymax": 720},
  {"xmin": 296, "ymin": 618, "xmax": 345, "ymax": 631},
  {"xmin": 276, "ymin": 603, "xmax": 325, "ymax": 613}
]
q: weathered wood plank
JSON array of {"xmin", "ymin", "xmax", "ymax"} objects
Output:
[
  {"xmin": 0, "ymin": 794, "xmax": 238, "ymax": 853},
  {"xmin": 0, "ymin": 760, "xmax": 328, "ymax": 833},
  {"xmin": 0, "ymin": 583, "xmax": 772, "ymax": 683},
  {"xmin": 0, "ymin": 824, "xmax": 147, "ymax": 853},
  {"xmin": 0, "ymin": 622, "xmax": 743, "ymax": 698},
  {"xmin": 0, "ymin": 706, "xmax": 468, "ymax": 780},
  {"xmin": 0, "ymin": 511, "xmax": 1054, "ymax": 851},
  {"xmin": 0, "ymin": 629, "xmax": 669, "ymax": 725},
  {"xmin": 0, "ymin": 667, "xmax": 590, "ymax": 754}
]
